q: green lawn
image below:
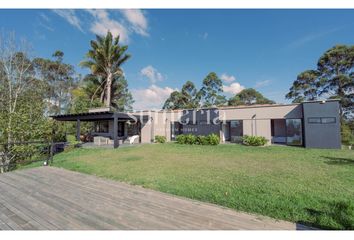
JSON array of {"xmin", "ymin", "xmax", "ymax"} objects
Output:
[{"xmin": 46, "ymin": 143, "xmax": 353, "ymax": 229}]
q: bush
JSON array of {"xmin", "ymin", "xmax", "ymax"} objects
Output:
[
  {"xmin": 176, "ymin": 134, "xmax": 219, "ymax": 145},
  {"xmin": 207, "ymin": 134, "xmax": 220, "ymax": 145},
  {"xmin": 341, "ymin": 122, "xmax": 354, "ymax": 146},
  {"xmin": 176, "ymin": 134, "xmax": 186, "ymax": 144},
  {"xmin": 242, "ymin": 135, "xmax": 268, "ymax": 146},
  {"xmin": 155, "ymin": 135, "xmax": 166, "ymax": 143},
  {"xmin": 185, "ymin": 134, "xmax": 197, "ymax": 144}
]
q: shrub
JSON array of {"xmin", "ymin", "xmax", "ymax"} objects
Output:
[
  {"xmin": 196, "ymin": 135, "xmax": 208, "ymax": 145},
  {"xmin": 341, "ymin": 122, "xmax": 353, "ymax": 146},
  {"xmin": 155, "ymin": 135, "xmax": 166, "ymax": 143},
  {"xmin": 185, "ymin": 134, "xmax": 197, "ymax": 144},
  {"xmin": 242, "ymin": 135, "xmax": 268, "ymax": 146},
  {"xmin": 207, "ymin": 134, "xmax": 220, "ymax": 145},
  {"xmin": 176, "ymin": 134, "xmax": 219, "ymax": 145},
  {"xmin": 176, "ymin": 134, "xmax": 186, "ymax": 144}
]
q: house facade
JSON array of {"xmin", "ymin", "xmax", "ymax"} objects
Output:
[{"xmin": 52, "ymin": 99, "xmax": 341, "ymax": 149}]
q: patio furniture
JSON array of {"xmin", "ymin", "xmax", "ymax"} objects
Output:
[{"xmin": 128, "ymin": 135, "xmax": 139, "ymax": 144}]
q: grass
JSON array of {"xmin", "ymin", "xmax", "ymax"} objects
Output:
[{"xmin": 28, "ymin": 143, "xmax": 354, "ymax": 229}]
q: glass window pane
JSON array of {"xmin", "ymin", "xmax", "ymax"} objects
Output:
[
  {"xmin": 286, "ymin": 119, "xmax": 302, "ymax": 146},
  {"xmin": 230, "ymin": 120, "xmax": 243, "ymax": 143},
  {"xmin": 321, "ymin": 117, "xmax": 336, "ymax": 124},
  {"xmin": 308, "ymin": 118, "xmax": 321, "ymax": 124}
]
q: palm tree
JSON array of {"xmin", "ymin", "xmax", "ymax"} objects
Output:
[{"xmin": 80, "ymin": 31, "xmax": 131, "ymax": 108}]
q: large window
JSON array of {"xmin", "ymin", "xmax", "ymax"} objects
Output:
[
  {"xmin": 118, "ymin": 122, "xmax": 125, "ymax": 137},
  {"xmin": 308, "ymin": 117, "xmax": 336, "ymax": 124},
  {"xmin": 94, "ymin": 121, "xmax": 109, "ymax": 133},
  {"xmin": 230, "ymin": 120, "xmax": 243, "ymax": 143},
  {"xmin": 286, "ymin": 119, "xmax": 302, "ymax": 146}
]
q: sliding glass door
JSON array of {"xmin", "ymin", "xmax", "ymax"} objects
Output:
[
  {"xmin": 286, "ymin": 119, "xmax": 303, "ymax": 146},
  {"xmin": 230, "ymin": 120, "xmax": 243, "ymax": 143}
]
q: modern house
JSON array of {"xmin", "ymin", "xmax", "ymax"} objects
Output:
[{"xmin": 52, "ymin": 99, "xmax": 342, "ymax": 149}]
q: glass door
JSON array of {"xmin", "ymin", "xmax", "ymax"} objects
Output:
[
  {"xmin": 286, "ymin": 119, "xmax": 303, "ymax": 146},
  {"xmin": 230, "ymin": 120, "xmax": 243, "ymax": 143}
]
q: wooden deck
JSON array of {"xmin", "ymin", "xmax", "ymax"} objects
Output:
[{"xmin": 0, "ymin": 167, "xmax": 298, "ymax": 230}]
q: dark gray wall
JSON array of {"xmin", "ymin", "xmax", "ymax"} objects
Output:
[
  {"xmin": 179, "ymin": 109, "xmax": 221, "ymax": 136},
  {"xmin": 302, "ymin": 101, "xmax": 341, "ymax": 149}
]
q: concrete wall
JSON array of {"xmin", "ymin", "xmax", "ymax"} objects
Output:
[{"xmin": 302, "ymin": 101, "xmax": 341, "ymax": 149}]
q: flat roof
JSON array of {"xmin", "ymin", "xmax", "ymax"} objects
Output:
[{"xmin": 51, "ymin": 111, "xmax": 149, "ymax": 122}]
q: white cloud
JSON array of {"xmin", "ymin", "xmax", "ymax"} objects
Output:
[
  {"xmin": 120, "ymin": 9, "xmax": 148, "ymax": 36},
  {"xmin": 140, "ymin": 65, "xmax": 164, "ymax": 83},
  {"xmin": 255, "ymin": 80, "xmax": 271, "ymax": 88},
  {"xmin": 132, "ymin": 85, "xmax": 176, "ymax": 110},
  {"xmin": 87, "ymin": 9, "xmax": 129, "ymax": 43},
  {"xmin": 52, "ymin": 10, "xmax": 83, "ymax": 32},
  {"xmin": 220, "ymin": 73, "xmax": 236, "ymax": 83},
  {"xmin": 202, "ymin": 32, "xmax": 208, "ymax": 39},
  {"xmin": 223, "ymin": 82, "xmax": 245, "ymax": 95}
]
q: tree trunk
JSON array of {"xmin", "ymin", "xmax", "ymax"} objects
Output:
[{"xmin": 105, "ymin": 72, "xmax": 113, "ymax": 108}]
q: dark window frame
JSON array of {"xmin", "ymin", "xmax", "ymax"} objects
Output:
[
  {"xmin": 321, "ymin": 117, "xmax": 336, "ymax": 124},
  {"xmin": 308, "ymin": 117, "xmax": 321, "ymax": 124},
  {"xmin": 308, "ymin": 117, "xmax": 336, "ymax": 124}
]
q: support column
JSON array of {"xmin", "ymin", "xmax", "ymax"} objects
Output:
[
  {"xmin": 113, "ymin": 113, "xmax": 119, "ymax": 148},
  {"xmin": 76, "ymin": 119, "xmax": 81, "ymax": 141}
]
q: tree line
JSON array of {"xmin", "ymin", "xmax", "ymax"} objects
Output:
[
  {"xmin": 0, "ymin": 31, "xmax": 134, "ymax": 145},
  {"xmin": 162, "ymin": 73, "xmax": 274, "ymax": 110}
]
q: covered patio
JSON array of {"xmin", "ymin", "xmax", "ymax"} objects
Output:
[{"xmin": 51, "ymin": 109, "xmax": 149, "ymax": 148}]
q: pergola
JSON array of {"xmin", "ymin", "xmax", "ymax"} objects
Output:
[{"xmin": 51, "ymin": 111, "xmax": 148, "ymax": 148}]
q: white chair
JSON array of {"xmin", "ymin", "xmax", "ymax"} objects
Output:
[{"xmin": 128, "ymin": 135, "xmax": 139, "ymax": 144}]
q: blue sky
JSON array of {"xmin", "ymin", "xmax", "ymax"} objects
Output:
[{"xmin": 0, "ymin": 9, "xmax": 353, "ymax": 110}]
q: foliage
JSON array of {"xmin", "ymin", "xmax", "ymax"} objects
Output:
[
  {"xmin": 163, "ymin": 73, "xmax": 228, "ymax": 110},
  {"xmin": 80, "ymin": 74, "xmax": 134, "ymax": 111},
  {"xmin": 229, "ymin": 88, "xmax": 275, "ymax": 106},
  {"xmin": 286, "ymin": 45, "xmax": 354, "ymax": 119},
  {"xmin": 80, "ymin": 31, "xmax": 131, "ymax": 108},
  {"xmin": 46, "ymin": 144, "xmax": 354, "ymax": 229},
  {"xmin": 199, "ymin": 72, "xmax": 227, "ymax": 107},
  {"xmin": 176, "ymin": 134, "xmax": 219, "ymax": 145},
  {"xmin": 242, "ymin": 135, "xmax": 268, "ymax": 146},
  {"xmin": 154, "ymin": 135, "xmax": 167, "ymax": 143},
  {"xmin": 163, "ymin": 81, "xmax": 199, "ymax": 110},
  {"xmin": 33, "ymin": 51, "xmax": 78, "ymax": 115},
  {"xmin": 341, "ymin": 121, "xmax": 354, "ymax": 145},
  {"xmin": 285, "ymin": 70, "xmax": 321, "ymax": 103}
]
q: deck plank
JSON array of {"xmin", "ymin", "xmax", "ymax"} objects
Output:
[{"xmin": 0, "ymin": 167, "xmax": 296, "ymax": 230}]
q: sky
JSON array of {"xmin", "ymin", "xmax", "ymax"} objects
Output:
[{"xmin": 0, "ymin": 9, "xmax": 353, "ymax": 110}]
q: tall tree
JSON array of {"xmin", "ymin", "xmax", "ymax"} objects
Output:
[
  {"xmin": 228, "ymin": 88, "xmax": 275, "ymax": 106},
  {"xmin": 163, "ymin": 81, "xmax": 200, "ymax": 110},
  {"xmin": 82, "ymin": 74, "xmax": 134, "ymax": 111},
  {"xmin": 0, "ymin": 32, "xmax": 50, "ymax": 172},
  {"xmin": 199, "ymin": 72, "xmax": 226, "ymax": 107},
  {"xmin": 33, "ymin": 51, "xmax": 77, "ymax": 114},
  {"xmin": 163, "ymin": 91, "xmax": 184, "ymax": 110},
  {"xmin": 180, "ymin": 81, "xmax": 199, "ymax": 108},
  {"xmin": 285, "ymin": 70, "xmax": 321, "ymax": 103},
  {"xmin": 286, "ymin": 45, "xmax": 354, "ymax": 118},
  {"xmin": 80, "ymin": 31, "xmax": 131, "ymax": 108},
  {"xmin": 317, "ymin": 45, "xmax": 354, "ymax": 117}
]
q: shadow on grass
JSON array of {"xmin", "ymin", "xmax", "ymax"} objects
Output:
[
  {"xmin": 322, "ymin": 156, "xmax": 354, "ymax": 166},
  {"xmin": 297, "ymin": 201, "xmax": 354, "ymax": 230}
]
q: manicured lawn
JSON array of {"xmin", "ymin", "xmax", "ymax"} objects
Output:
[{"xmin": 48, "ymin": 143, "xmax": 353, "ymax": 229}]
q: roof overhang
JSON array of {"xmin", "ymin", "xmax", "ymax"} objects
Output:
[{"xmin": 51, "ymin": 111, "xmax": 149, "ymax": 122}]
